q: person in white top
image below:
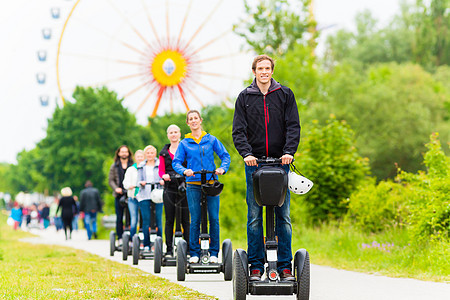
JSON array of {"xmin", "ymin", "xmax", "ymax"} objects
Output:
[
  {"xmin": 136, "ymin": 145, "xmax": 163, "ymax": 251},
  {"xmin": 122, "ymin": 149, "xmax": 145, "ymax": 240}
]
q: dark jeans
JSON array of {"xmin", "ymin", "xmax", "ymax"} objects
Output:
[
  {"xmin": 163, "ymin": 187, "xmax": 190, "ymax": 252},
  {"xmin": 114, "ymin": 195, "xmax": 130, "ymax": 240},
  {"xmin": 245, "ymin": 164, "xmax": 292, "ymax": 273}
]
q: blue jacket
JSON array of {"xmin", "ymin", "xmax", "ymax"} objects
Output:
[{"xmin": 172, "ymin": 133, "xmax": 231, "ymax": 183}]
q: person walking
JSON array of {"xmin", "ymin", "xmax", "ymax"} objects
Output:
[
  {"xmin": 122, "ymin": 149, "xmax": 145, "ymax": 241},
  {"xmin": 136, "ymin": 145, "xmax": 163, "ymax": 252},
  {"xmin": 232, "ymin": 54, "xmax": 301, "ymax": 281},
  {"xmin": 80, "ymin": 180, "xmax": 102, "ymax": 240},
  {"xmin": 9, "ymin": 202, "xmax": 23, "ymax": 230},
  {"xmin": 173, "ymin": 110, "xmax": 231, "ymax": 264},
  {"xmin": 56, "ymin": 187, "xmax": 78, "ymax": 240},
  {"xmin": 159, "ymin": 124, "xmax": 190, "ymax": 257},
  {"xmin": 108, "ymin": 145, "xmax": 134, "ymax": 245}
]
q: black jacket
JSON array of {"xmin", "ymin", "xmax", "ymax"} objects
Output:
[
  {"xmin": 80, "ymin": 186, "xmax": 102, "ymax": 213},
  {"xmin": 232, "ymin": 78, "xmax": 301, "ymax": 158}
]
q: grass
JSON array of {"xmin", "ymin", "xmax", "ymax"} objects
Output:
[
  {"xmin": 0, "ymin": 211, "xmax": 216, "ymax": 300},
  {"xmin": 222, "ymin": 221, "xmax": 450, "ymax": 283}
]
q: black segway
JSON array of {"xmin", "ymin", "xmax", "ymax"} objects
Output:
[
  {"xmin": 233, "ymin": 158, "xmax": 310, "ymax": 300},
  {"xmin": 176, "ymin": 170, "xmax": 233, "ymax": 281},
  {"xmin": 132, "ymin": 183, "xmax": 161, "ymax": 265},
  {"xmin": 154, "ymin": 174, "xmax": 186, "ymax": 273}
]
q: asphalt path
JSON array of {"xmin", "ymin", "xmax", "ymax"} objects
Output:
[{"xmin": 22, "ymin": 228, "xmax": 449, "ymax": 300}]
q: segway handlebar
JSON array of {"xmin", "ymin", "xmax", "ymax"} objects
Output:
[
  {"xmin": 256, "ymin": 157, "xmax": 295, "ymax": 166},
  {"xmin": 193, "ymin": 170, "xmax": 216, "ymax": 175}
]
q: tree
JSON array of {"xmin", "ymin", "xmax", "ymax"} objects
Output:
[
  {"xmin": 309, "ymin": 62, "xmax": 450, "ymax": 179},
  {"xmin": 39, "ymin": 86, "xmax": 149, "ymax": 194},
  {"xmin": 234, "ymin": 0, "xmax": 315, "ymax": 56}
]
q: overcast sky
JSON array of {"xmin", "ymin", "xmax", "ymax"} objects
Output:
[{"xmin": 0, "ymin": 0, "xmax": 403, "ymax": 164}]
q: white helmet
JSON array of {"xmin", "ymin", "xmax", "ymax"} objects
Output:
[
  {"xmin": 288, "ymin": 171, "xmax": 313, "ymax": 195},
  {"xmin": 150, "ymin": 188, "xmax": 164, "ymax": 204}
]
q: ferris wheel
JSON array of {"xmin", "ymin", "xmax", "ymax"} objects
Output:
[{"xmin": 52, "ymin": 0, "xmax": 250, "ymax": 123}]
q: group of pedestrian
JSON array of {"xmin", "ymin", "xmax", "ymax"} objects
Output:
[{"xmin": 107, "ymin": 54, "xmax": 301, "ymax": 280}]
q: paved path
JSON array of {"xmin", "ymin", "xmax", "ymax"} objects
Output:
[{"xmin": 22, "ymin": 228, "xmax": 449, "ymax": 300}]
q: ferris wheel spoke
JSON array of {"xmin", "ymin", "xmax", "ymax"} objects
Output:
[
  {"xmin": 184, "ymin": 85, "xmax": 205, "ymax": 107},
  {"xmin": 197, "ymin": 71, "xmax": 244, "ymax": 81},
  {"xmin": 176, "ymin": 0, "xmax": 193, "ymax": 49},
  {"xmin": 141, "ymin": 0, "xmax": 162, "ymax": 47},
  {"xmin": 183, "ymin": 0, "xmax": 224, "ymax": 50},
  {"xmin": 191, "ymin": 28, "xmax": 232, "ymax": 55},
  {"xmin": 166, "ymin": 0, "xmax": 170, "ymax": 43},
  {"xmin": 196, "ymin": 52, "xmax": 244, "ymax": 64},
  {"xmin": 191, "ymin": 79, "xmax": 218, "ymax": 95},
  {"xmin": 124, "ymin": 80, "xmax": 154, "ymax": 98},
  {"xmin": 151, "ymin": 86, "xmax": 167, "ymax": 118},
  {"xmin": 176, "ymin": 85, "xmax": 190, "ymax": 112},
  {"xmin": 60, "ymin": 52, "xmax": 143, "ymax": 66},
  {"xmin": 135, "ymin": 84, "xmax": 159, "ymax": 113},
  {"xmin": 106, "ymin": 0, "xmax": 153, "ymax": 50}
]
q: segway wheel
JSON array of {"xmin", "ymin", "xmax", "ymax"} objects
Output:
[
  {"xmin": 233, "ymin": 250, "xmax": 248, "ymax": 300},
  {"xmin": 122, "ymin": 233, "xmax": 129, "ymax": 261},
  {"xmin": 109, "ymin": 231, "xmax": 116, "ymax": 256},
  {"xmin": 154, "ymin": 236, "xmax": 163, "ymax": 273},
  {"xmin": 176, "ymin": 240, "xmax": 187, "ymax": 281},
  {"xmin": 132, "ymin": 235, "xmax": 140, "ymax": 265},
  {"xmin": 295, "ymin": 250, "xmax": 310, "ymax": 300},
  {"xmin": 222, "ymin": 239, "xmax": 233, "ymax": 281}
]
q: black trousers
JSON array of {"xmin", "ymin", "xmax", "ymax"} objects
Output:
[
  {"xmin": 115, "ymin": 196, "xmax": 130, "ymax": 240},
  {"xmin": 163, "ymin": 187, "xmax": 190, "ymax": 252}
]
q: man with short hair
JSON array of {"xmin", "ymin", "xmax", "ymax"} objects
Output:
[
  {"xmin": 80, "ymin": 180, "xmax": 102, "ymax": 240},
  {"xmin": 232, "ymin": 54, "xmax": 301, "ymax": 281},
  {"xmin": 108, "ymin": 145, "xmax": 134, "ymax": 244}
]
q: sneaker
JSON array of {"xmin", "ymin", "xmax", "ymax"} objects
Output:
[
  {"xmin": 189, "ymin": 256, "xmax": 199, "ymax": 263},
  {"xmin": 280, "ymin": 269, "xmax": 296, "ymax": 281},
  {"xmin": 144, "ymin": 246, "xmax": 150, "ymax": 252},
  {"xmin": 209, "ymin": 256, "xmax": 218, "ymax": 263},
  {"xmin": 118, "ymin": 239, "xmax": 123, "ymax": 246},
  {"xmin": 165, "ymin": 250, "xmax": 173, "ymax": 257},
  {"xmin": 249, "ymin": 269, "xmax": 262, "ymax": 281},
  {"xmin": 93, "ymin": 232, "xmax": 98, "ymax": 239}
]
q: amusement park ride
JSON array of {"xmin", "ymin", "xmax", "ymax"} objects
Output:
[{"xmin": 35, "ymin": 0, "xmax": 249, "ymax": 122}]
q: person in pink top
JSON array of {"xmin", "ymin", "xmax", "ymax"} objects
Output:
[{"xmin": 159, "ymin": 124, "xmax": 190, "ymax": 257}]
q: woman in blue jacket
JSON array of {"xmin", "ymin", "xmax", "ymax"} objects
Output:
[{"xmin": 172, "ymin": 110, "xmax": 231, "ymax": 264}]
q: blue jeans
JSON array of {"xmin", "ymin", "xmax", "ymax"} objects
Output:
[
  {"xmin": 127, "ymin": 198, "xmax": 139, "ymax": 238},
  {"xmin": 84, "ymin": 212, "xmax": 97, "ymax": 240},
  {"xmin": 245, "ymin": 164, "xmax": 292, "ymax": 273},
  {"xmin": 138, "ymin": 200, "xmax": 163, "ymax": 247},
  {"xmin": 186, "ymin": 184, "xmax": 220, "ymax": 258}
]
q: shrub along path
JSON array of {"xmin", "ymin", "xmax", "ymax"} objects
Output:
[{"xmin": 22, "ymin": 227, "xmax": 449, "ymax": 300}]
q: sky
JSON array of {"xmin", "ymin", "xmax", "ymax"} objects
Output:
[{"xmin": 0, "ymin": 0, "xmax": 403, "ymax": 164}]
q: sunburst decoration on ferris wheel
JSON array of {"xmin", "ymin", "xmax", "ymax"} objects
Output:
[{"xmin": 56, "ymin": 0, "xmax": 246, "ymax": 120}]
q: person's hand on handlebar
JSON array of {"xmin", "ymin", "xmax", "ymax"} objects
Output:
[
  {"xmin": 162, "ymin": 174, "xmax": 171, "ymax": 181},
  {"xmin": 215, "ymin": 168, "xmax": 225, "ymax": 175},
  {"xmin": 244, "ymin": 155, "xmax": 257, "ymax": 166},
  {"xmin": 281, "ymin": 154, "xmax": 293, "ymax": 165},
  {"xmin": 184, "ymin": 169, "xmax": 194, "ymax": 177}
]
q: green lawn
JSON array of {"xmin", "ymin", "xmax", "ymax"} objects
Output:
[{"xmin": 0, "ymin": 211, "xmax": 215, "ymax": 300}]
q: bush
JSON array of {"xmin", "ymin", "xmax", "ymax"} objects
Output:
[
  {"xmin": 295, "ymin": 116, "xmax": 370, "ymax": 223},
  {"xmin": 345, "ymin": 179, "xmax": 410, "ymax": 233}
]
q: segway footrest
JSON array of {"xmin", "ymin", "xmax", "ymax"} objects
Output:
[{"xmin": 249, "ymin": 280, "xmax": 296, "ymax": 295}]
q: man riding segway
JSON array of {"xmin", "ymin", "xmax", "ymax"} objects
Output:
[{"xmin": 232, "ymin": 55, "xmax": 311, "ymax": 299}]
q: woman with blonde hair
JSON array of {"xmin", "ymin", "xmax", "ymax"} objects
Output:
[
  {"xmin": 136, "ymin": 145, "xmax": 163, "ymax": 251},
  {"xmin": 56, "ymin": 187, "xmax": 78, "ymax": 240}
]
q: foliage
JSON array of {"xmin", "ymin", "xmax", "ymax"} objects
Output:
[
  {"xmin": 345, "ymin": 179, "xmax": 411, "ymax": 233},
  {"xmin": 310, "ymin": 62, "xmax": 450, "ymax": 179},
  {"xmin": 397, "ymin": 133, "xmax": 450, "ymax": 245},
  {"xmin": 234, "ymin": 0, "xmax": 315, "ymax": 56},
  {"xmin": 323, "ymin": 0, "xmax": 449, "ymax": 70},
  {"xmin": 294, "ymin": 116, "xmax": 370, "ymax": 222},
  {"xmin": 0, "ymin": 163, "xmax": 13, "ymax": 193},
  {"xmin": 38, "ymin": 86, "xmax": 149, "ymax": 195}
]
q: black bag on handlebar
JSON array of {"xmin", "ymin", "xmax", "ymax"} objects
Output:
[
  {"xmin": 119, "ymin": 193, "xmax": 128, "ymax": 207},
  {"xmin": 200, "ymin": 172, "xmax": 224, "ymax": 196},
  {"xmin": 252, "ymin": 166, "xmax": 288, "ymax": 207}
]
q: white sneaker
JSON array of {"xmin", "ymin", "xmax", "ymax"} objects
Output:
[
  {"xmin": 210, "ymin": 256, "xmax": 218, "ymax": 263},
  {"xmin": 189, "ymin": 256, "xmax": 199, "ymax": 263},
  {"xmin": 144, "ymin": 246, "xmax": 150, "ymax": 252}
]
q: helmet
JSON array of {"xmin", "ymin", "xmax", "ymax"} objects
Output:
[
  {"xmin": 150, "ymin": 188, "xmax": 164, "ymax": 203},
  {"xmin": 201, "ymin": 180, "xmax": 224, "ymax": 196},
  {"xmin": 288, "ymin": 171, "xmax": 313, "ymax": 195}
]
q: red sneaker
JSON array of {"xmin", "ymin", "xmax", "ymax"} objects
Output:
[
  {"xmin": 249, "ymin": 269, "xmax": 262, "ymax": 281},
  {"xmin": 280, "ymin": 269, "xmax": 295, "ymax": 281}
]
